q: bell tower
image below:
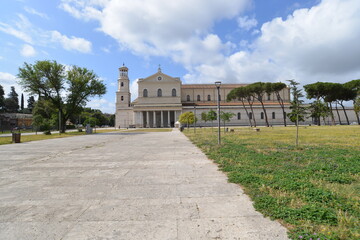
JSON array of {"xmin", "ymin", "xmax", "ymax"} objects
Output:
[
  {"xmin": 115, "ymin": 64, "xmax": 133, "ymax": 128},
  {"xmin": 116, "ymin": 64, "xmax": 131, "ymax": 108}
]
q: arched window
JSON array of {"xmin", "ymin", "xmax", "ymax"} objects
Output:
[
  {"xmin": 157, "ymin": 89, "xmax": 162, "ymax": 97},
  {"xmin": 197, "ymin": 95, "xmax": 201, "ymax": 101},
  {"xmin": 237, "ymin": 112, "xmax": 241, "ymax": 120},
  {"xmin": 207, "ymin": 95, "xmax": 211, "ymax": 101},
  {"xmin": 261, "ymin": 112, "xmax": 264, "ymax": 119},
  {"xmin": 121, "ymin": 82, "xmax": 124, "ymax": 87},
  {"xmin": 143, "ymin": 89, "xmax": 148, "ymax": 97},
  {"xmin": 249, "ymin": 112, "xmax": 252, "ymax": 119},
  {"xmin": 267, "ymin": 94, "xmax": 271, "ymax": 101},
  {"xmin": 172, "ymin": 88, "xmax": 176, "ymax": 97},
  {"xmin": 186, "ymin": 95, "xmax": 190, "ymax": 101},
  {"xmin": 272, "ymin": 112, "xmax": 276, "ymax": 119},
  {"xmin": 121, "ymin": 96, "xmax": 124, "ymax": 101}
]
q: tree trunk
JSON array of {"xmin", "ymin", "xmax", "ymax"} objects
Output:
[
  {"xmin": 247, "ymin": 98, "xmax": 256, "ymax": 127},
  {"xmin": 335, "ymin": 102, "xmax": 342, "ymax": 125},
  {"xmin": 328, "ymin": 103, "xmax": 335, "ymax": 126},
  {"xmin": 259, "ymin": 100, "xmax": 269, "ymax": 127},
  {"xmin": 276, "ymin": 93, "xmax": 287, "ymax": 127},
  {"xmin": 339, "ymin": 102, "xmax": 350, "ymax": 125},
  {"xmin": 241, "ymin": 99, "xmax": 252, "ymax": 127}
]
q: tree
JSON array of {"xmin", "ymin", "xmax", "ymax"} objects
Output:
[
  {"xmin": 207, "ymin": 110, "xmax": 217, "ymax": 130},
  {"xmin": 27, "ymin": 96, "xmax": 35, "ymax": 112},
  {"xmin": 32, "ymin": 99, "xmax": 58, "ymax": 133},
  {"xmin": 308, "ymin": 100, "xmax": 330, "ymax": 126},
  {"xmin": 0, "ymin": 84, "xmax": 4, "ymax": 112},
  {"xmin": 20, "ymin": 93, "xmax": 24, "ymax": 111},
  {"xmin": 287, "ymin": 80, "xmax": 307, "ymax": 147},
  {"xmin": 4, "ymin": 86, "xmax": 19, "ymax": 112},
  {"xmin": 220, "ymin": 111, "xmax": 235, "ymax": 132},
  {"xmin": 201, "ymin": 112, "xmax": 208, "ymax": 126},
  {"xmin": 18, "ymin": 60, "xmax": 106, "ymax": 133},
  {"xmin": 344, "ymin": 79, "xmax": 360, "ymax": 124},
  {"xmin": 179, "ymin": 111, "xmax": 197, "ymax": 129},
  {"xmin": 247, "ymin": 82, "xmax": 270, "ymax": 127},
  {"xmin": 270, "ymin": 82, "xmax": 288, "ymax": 126},
  {"xmin": 227, "ymin": 87, "xmax": 253, "ymax": 127}
]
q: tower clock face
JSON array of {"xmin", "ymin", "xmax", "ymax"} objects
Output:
[{"xmin": 158, "ymin": 76, "xmax": 162, "ymax": 81}]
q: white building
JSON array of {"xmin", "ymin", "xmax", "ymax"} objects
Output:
[{"xmin": 115, "ymin": 65, "xmax": 358, "ymax": 128}]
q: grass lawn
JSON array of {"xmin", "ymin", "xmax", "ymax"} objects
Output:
[
  {"xmin": 0, "ymin": 129, "xmax": 123, "ymax": 145},
  {"xmin": 184, "ymin": 125, "xmax": 360, "ymax": 240}
]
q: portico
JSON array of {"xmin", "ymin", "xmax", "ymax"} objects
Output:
[{"xmin": 135, "ymin": 110, "xmax": 181, "ymax": 128}]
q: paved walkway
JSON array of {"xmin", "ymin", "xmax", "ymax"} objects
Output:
[{"xmin": 0, "ymin": 129, "xmax": 288, "ymax": 240}]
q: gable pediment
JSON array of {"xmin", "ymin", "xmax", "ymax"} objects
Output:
[{"xmin": 138, "ymin": 72, "xmax": 181, "ymax": 83}]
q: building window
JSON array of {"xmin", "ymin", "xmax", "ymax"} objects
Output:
[
  {"xmin": 197, "ymin": 95, "xmax": 201, "ymax": 101},
  {"xmin": 272, "ymin": 112, "xmax": 276, "ymax": 119},
  {"xmin": 267, "ymin": 94, "xmax": 271, "ymax": 101},
  {"xmin": 261, "ymin": 112, "xmax": 264, "ymax": 119},
  {"xmin": 249, "ymin": 112, "xmax": 252, "ymax": 119},
  {"xmin": 121, "ymin": 82, "xmax": 124, "ymax": 87},
  {"xmin": 207, "ymin": 95, "xmax": 211, "ymax": 101},
  {"xmin": 143, "ymin": 89, "xmax": 148, "ymax": 97},
  {"xmin": 157, "ymin": 89, "xmax": 162, "ymax": 97},
  {"xmin": 237, "ymin": 112, "xmax": 241, "ymax": 120},
  {"xmin": 121, "ymin": 96, "xmax": 124, "ymax": 101},
  {"xmin": 172, "ymin": 88, "xmax": 176, "ymax": 97},
  {"xmin": 186, "ymin": 95, "xmax": 190, "ymax": 101}
]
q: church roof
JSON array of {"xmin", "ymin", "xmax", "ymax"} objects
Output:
[{"xmin": 181, "ymin": 84, "xmax": 247, "ymax": 89}]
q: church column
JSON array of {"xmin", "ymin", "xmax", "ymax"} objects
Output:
[
  {"xmin": 167, "ymin": 111, "xmax": 170, "ymax": 127},
  {"xmin": 139, "ymin": 111, "xmax": 143, "ymax": 127},
  {"xmin": 161, "ymin": 111, "xmax": 164, "ymax": 127},
  {"xmin": 153, "ymin": 111, "xmax": 156, "ymax": 128},
  {"xmin": 146, "ymin": 111, "xmax": 150, "ymax": 128},
  {"xmin": 174, "ymin": 111, "xmax": 177, "ymax": 123}
]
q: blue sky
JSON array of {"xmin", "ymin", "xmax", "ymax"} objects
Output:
[{"xmin": 1, "ymin": 0, "xmax": 360, "ymax": 113}]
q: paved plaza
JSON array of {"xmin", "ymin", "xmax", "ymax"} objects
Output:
[{"xmin": 0, "ymin": 129, "xmax": 288, "ymax": 239}]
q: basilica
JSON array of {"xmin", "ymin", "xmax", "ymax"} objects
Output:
[{"xmin": 115, "ymin": 65, "xmax": 294, "ymax": 128}]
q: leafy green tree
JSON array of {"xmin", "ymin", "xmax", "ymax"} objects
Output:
[
  {"xmin": 32, "ymin": 99, "xmax": 58, "ymax": 133},
  {"xmin": 179, "ymin": 111, "xmax": 197, "ymax": 129},
  {"xmin": 207, "ymin": 110, "xmax": 217, "ymax": 129},
  {"xmin": 287, "ymin": 80, "xmax": 307, "ymax": 147},
  {"xmin": 227, "ymin": 87, "xmax": 253, "ymax": 127},
  {"xmin": 247, "ymin": 82, "xmax": 269, "ymax": 127},
  {"xmin": 344, "ymin": 79, "xmax": 360, "ymax": 124},
  {"xmin": 18, "ymin": 60, "xmax": 106, "ymax": 132},
  {"xmin": 27, "ymin": 96, "xmax": 35, "ymax": 112},
  {"xmin": 20, "ymin": 93, "xmax": 24, "ymax": 111},
  {"xmin": 0, "ymin": 84, "xmax": 4, "ymax": 112},
  {"xmin": 308, "ymin": 100, "xmax": 330, "ymax": 126},
  {"xmin": 201, "ymin": 112, "xmax": 208, "ymax": 126},
  {"xmin": 220, "ymin": 111, "xmax": 235, "ymax": 132},
  {"xmin": 4, "ymin": 86, "xmax": 19, "ymax": 112}
]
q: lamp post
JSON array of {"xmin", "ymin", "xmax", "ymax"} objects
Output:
[
  {"xmin": 215, "ymin": 81, "xmax": 221, "ymax": 145},
  {"xmin": 194, "ymin": 104, "xmax": 196, "ymax": 133}
]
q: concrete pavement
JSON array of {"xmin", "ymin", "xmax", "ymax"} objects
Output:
[{"xmin": 0, "ymin": 129, "xmax": 288, "ymax": 239}]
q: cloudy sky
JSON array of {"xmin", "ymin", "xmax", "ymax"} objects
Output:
[{"xmin": 1, "ymin": 0, "xmax": 360, "ymax": 113}]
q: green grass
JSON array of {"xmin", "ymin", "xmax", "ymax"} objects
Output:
[
  {"xmin": 184, "ymin": 125, "xmax": 360, "ymax": 240},
  {"xmin": 0, "ymin": 129, "xmax": 123, "ymax": 145}
]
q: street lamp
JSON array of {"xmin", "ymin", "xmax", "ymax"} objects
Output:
[
  {"xmin": 215, "ymin": 81, "xmax": 221, "ymax": 145},
  {"xmin": 194, "ymin": 104, "xmax": 196, "ymax": 133}
]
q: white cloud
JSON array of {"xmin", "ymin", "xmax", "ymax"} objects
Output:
[
  {"xmin": 24, "ymin": 7, "xmax": 49, "ymax": 19},
  {"xmin": 130, "ymin": 79, "xmax": 139, "ymax": 100},
  {"xmin": 0, "ymin": 14, "xmax": 33, "ymax": 43},
  {"xmin": 61, "ymin": 0, "xmax": 360, "ymax": 87},
  {"xmin": 0, "ymin": 72, "xmax": 29, "ymax": 104},
  {"xmin": 86, "ymin": 98, "xmax": 115, "ymax": 114},
  {"xmin": 237, "ymin": 16, "xmax": 258, "ymax": 31},
  {"xmin": 51, "ymin": 31, "xmax": 92, "ymax": 53},
  {"xmin": 20, "ymin": 44, "xmax": 36, "ymax": 57}
]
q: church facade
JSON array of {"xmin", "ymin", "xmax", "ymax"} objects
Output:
[{"xmin": 115, "ymin": 65, "xmax": 295, "ymax": 128}]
